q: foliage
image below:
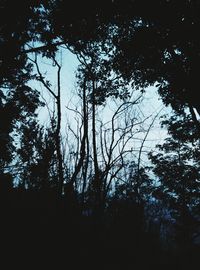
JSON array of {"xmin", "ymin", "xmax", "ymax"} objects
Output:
[
  {"xmin": 17, "ymin": 118, "xmax": 58, "ymax": 190},
  {"xmin": 149, "ymin": 110, "xmax": 200, "ymax": 246},
  {"xmin": 0, "ymin": 1, "xmax": 200, "ymax": 262}
]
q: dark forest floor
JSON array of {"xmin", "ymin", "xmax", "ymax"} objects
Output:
[{"xmin": 0, "ymin": 190, "xmax": 199, "ymax": 269}]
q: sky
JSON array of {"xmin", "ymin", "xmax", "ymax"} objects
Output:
[{"xmin": 28, "ymin": 48, "xmax": 170, "ymax": 170}]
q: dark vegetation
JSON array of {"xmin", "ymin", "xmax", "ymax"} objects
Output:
[{"xmin": 0, "ymin": 0, "xmax": 200, "ymax": 268}]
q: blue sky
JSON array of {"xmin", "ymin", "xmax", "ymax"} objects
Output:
[{"xmin": 28, "ymin": 48, "xmax": 170, "ymax": 168}]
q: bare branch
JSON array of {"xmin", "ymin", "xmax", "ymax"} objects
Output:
[{"xmin": 28, "ymin": 55, "xmax": 58, "ymax": 100}]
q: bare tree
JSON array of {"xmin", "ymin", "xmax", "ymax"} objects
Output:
[{"xmin": 29, "ymin": 54, "xmax": 64, "ymax": 196}]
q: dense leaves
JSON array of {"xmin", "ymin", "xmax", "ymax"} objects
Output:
[
  {"xmin": 0, "ymin": 1, "xmax": 200, "ymax": 267},
  {"xmin": 149, "ymin": 110, "xmax": 200, "ymax": 247}
]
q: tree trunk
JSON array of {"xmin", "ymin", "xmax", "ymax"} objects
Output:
[
  {"xmin": 81, "ymin": 81, "xmax": 89, "ymax": 204},
  {"xmin": 55, "ymin": 62, "xmax": 64, "ymax": 196},
  {"xmin": 69, "ymin": 79, "xmax": 87, "ymax": 189},
  {"xmin": 92, "ymin": 80, "xmax": 102, "ymax": 217}
]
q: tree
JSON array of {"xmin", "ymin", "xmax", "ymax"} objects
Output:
[
  {"xmin": 0, "ymin": 85, "xmax": 43, "ymax": 176},
  {"xmin": 2, "ymin": 1, "xmax": 197, "ymax": 130},
  {"xmin": 40, "ymin": 0, "xmax": 200, "ymax": 129},
  {"xmin": 29, "ymin": 53, "xmax": 64, "ymax": 195},
  {"xmin": 149, "ymin": 110, "xmax": 200, "ymax": 248},
  {"xmin": 63, "ymin": 47, "xmax": 159, "ymax": 218},
  {"xmin": 0, "ymin": 0, "xmax": 47, "ymax": 88},
  {"xmin": 0, "ymin": 0, "xmax": 47, "ymax": 179},
  {"xmin": 17, "ymin": 118, "xmax": 58, "ymax": 191}
]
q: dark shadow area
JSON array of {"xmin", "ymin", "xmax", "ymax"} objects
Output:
[
  {"xmin": 1, "ymin": 1, "xmax": 200, "ymax": 268},
  {"xmin": 1, "ymin": 184, "xmax": 200, "ymax": 269}
]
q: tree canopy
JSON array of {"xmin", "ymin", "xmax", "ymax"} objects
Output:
[{"xmin": 0, "ymin": 0, "xmax": 200, "ymax": 267}]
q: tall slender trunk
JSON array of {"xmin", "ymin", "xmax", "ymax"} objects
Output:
[
  {"xmin": 55, "ymin": 62, "xmax": 64, "ymax": 196},
  {"xmin": 92, "ymin": 80, "xmax": 101, "ymax": 216},
  {"xmin": 33, "ymin": 56, "xmax": 64, "ymax": 196},
  {"xmin": 81, "ymin": 81, "xmax": 89, "ymax": 204},
  {"xmin": 69, "ymin": 79, "xmax": 87, "ymax": 187}
]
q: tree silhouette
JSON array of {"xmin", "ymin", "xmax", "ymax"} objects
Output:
[
  {"xmin": 22, "ymin": 1, "xmax": 200, "ymax": 121},
  {"xmin": 1, "ymin": 1, "xmax": 200, "ymax": 267},
  {"xmin": 149, "ymin": 109, "xmax": 200, "ymax": 249}
]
